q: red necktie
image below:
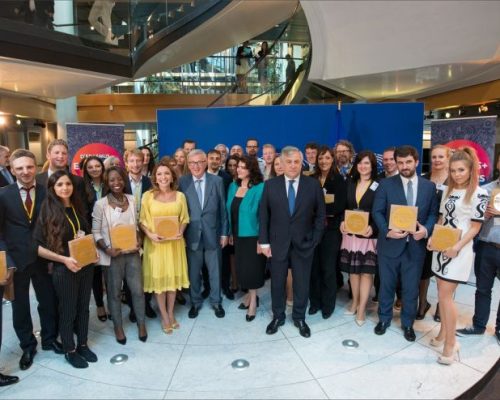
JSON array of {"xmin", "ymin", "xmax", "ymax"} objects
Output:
[{"xmin": 21, "ymin": 186, "xmax": 34, "ymax": 217}]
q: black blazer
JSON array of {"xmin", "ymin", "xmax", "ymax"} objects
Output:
[
  {"xmin": 344, "ymin": 179, "xmax": 379, "ymax": 238},
  {"xmin": 124, "ymin": 175, "xmax": 152, "ymax": 196},
  {"xmin": 0, "ymin": 183, "xmax": 46, "ymax": 271},
  {"xmin": 259, "ymin": 175, "xmax": 326, "ymax": 262},
  {"xmin": 319, "ymin": 173, "xmax": 347, "ymax": 230},
  {"xmin": 217, "ymin": 169, "xmax": 232, "ymax": 196},
  {"xmin": 0, "ymin": 168, "xmax": 15, "ymax": 188}
]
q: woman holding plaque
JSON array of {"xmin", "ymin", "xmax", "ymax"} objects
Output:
[
  {"xmin": 82, "ymin": 156, "xmax": 109, "ymax": 322},
  {"xmin": 92, "ymin": 166, "xmax": 147, "ymax": 345},
  {"xmin": 35, "ymin": 170, "xmax": 97, "ymax": 369},
  {"xmin": 428, "ymin": 147, "xmax": 487, "ymax": 364},
  {"xmin": 226, "ymin": 156, "xmax": 265, "ymax": 321},
  {"xmin": 339, "ymin": 151, "xmax": 379, "ymax": 326},
  {"xmin": 140, "ymin": 160, "xmax": 190, "ymax": 333},
  {"xmin": 308, "ymin": 146, "xmax": 347, "ymax": 319},
  {"xmin": 418, "ymin": 145, "xmax": 451, "ymax": 321}
]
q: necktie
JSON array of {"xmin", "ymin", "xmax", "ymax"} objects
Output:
[
  {"xmin": 21, "ymin": 186, "xmax": 34, "ymax": 218},
  {"xmin": 288, "ymin": 180, "xmax": 296, "ymax": 215},
  {"xmin": 1, "ymin": 169, "xmax": 13, "ymax": 184},
  {"xmin": 407, "ymin": 180, "xmax": 414, "ymax": 206},
  {"xmin": 195, "ymin": 179, "xmax": 203, "ymax": 207}
]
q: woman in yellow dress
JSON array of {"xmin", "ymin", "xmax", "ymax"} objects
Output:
[{"xmin": 140, "ymin": 160, "xmax": 190, "ymax": 333}]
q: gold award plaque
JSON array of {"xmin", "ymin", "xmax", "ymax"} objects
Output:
[
  {"xmin": 491, "ymin": 188, "xmax": 500, "ymax": 212},
  {"xmin": 68, "ymin": 235, "xmax": 99, "ymax": 268},
  {"xmin": 430, "ymin": 224, "xmax": 462, "ymax": 252},
  {"xmin": 344, "ymin": 210, "xmax": 369, "ymax": 235},
  {"xmin": 0, "ymin": 251, "xmax": 6, "ymax": 281},
  {"xmin": 110, "ymin": 224, "xmax": 137, "ymax": 252},
  {"xmin": 389, "ymin": 205, "xmax": 418, "ymax": 232},
  {"xmin": 154, "ymin": 216, "xmax": 180, "ymax": 239},
  {"xmin": 324, "ymin": 193, "xmax": 335, "ymax": 204}
]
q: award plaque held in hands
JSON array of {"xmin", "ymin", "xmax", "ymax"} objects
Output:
[
  {"xmin": 389, "ymin": 205, "xmax": 418, "ymax": 232},
  {"xmin": 110, "ymin": 224, "xmax": 137, "ymax": 252},
  {"xmin": 68, "ymin": 234, "xmax": 99, "ymax": 268},
  {"xmin": 344, "ymin": 210, "xmax": 369, "ymax": 235},
  {"xmin": 154, "ymin": 216, "xmax": 180, "ymax": 239},
  {"xmin": 430, "ymin": 225, "xmax": 462, "ymax": 252},
  {"xmin": 491, "ymin": 188, "xmax": 500, "ymax": 212},
  {"xmin": 0, "ymin": 251, "xmax": 6, "ymax": 281}
]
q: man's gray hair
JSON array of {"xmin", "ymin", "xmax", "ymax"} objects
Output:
[
  {"xmin": 0, "ymin": 145, "xmax": 9, "ymax": 154},
  {"xmin": 215, "ymin": 144, "xmax": 228, "ymax": 152},
  {"xmin": 280, "ymin": 146, "xmax": 303, "ymax": 161},
  {"xmin": 188, "ymin": 149, "xmax": 206, "ymax": 160}
]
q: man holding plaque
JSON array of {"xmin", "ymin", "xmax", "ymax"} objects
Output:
[
  {"xmin": 372, "ymin": 145, "xmax": 438, "ymax": 342},
  {"xmin": 179, "ymin": 149, "xmax": 229, "ymax": 319},
  {"xmin": 0, "ymin": 149, "xmax": 61, "ymax": 371}
]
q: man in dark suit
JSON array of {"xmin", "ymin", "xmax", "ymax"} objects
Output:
[
  {"xmin": 123, "ymin": 149, "xmax": 155, "ymax": 320},
  {"xmin": 0, "ymin": 149, "xmax": 62, "ymax": 371},
  {"xmin": 0, "ymin": 242, "xmax": 19, "ymax": 386},
  {"xmin": 179, "ymin": 149, "xmax": 229, "ymax": 319},
  {"xmin": 0, "ymin": 146, "xmax": 15, "ymax": 188},
  {"xmin": 372, "ymin": 145, "xmax": 438, "ymax": 342},
  {"xmin": 259, "ymin": 146, "xmax": 325, "ymax": 338}
]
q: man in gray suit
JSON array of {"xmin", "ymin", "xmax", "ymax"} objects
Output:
[{"xmin": 179, "ymin": 150, "xmax": 229, "ymax": 318}]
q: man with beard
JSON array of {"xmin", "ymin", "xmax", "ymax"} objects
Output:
[
  {"xmin": 334, "ymin": 140, "xmax": 354, "ymax": 179},
  {"xmin": 372, "ymin": 145, "xmax": 438, "ymax": 342}
]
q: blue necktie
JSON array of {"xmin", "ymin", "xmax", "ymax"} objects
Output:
[
  {"xmin": 407, "ymin": 180, "xmax": 414, "ymax": 206},
  {"xmin": 195, "ymin": 179, "xmax": 203, "ymax": 207},
  {"xmin": 288, "ymin": 180, "xmax": 296, "ymax": 215}
]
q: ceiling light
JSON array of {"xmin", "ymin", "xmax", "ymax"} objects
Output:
[
  {"xmin": 478, "ymin": 104, "xmax": 488, "ymax": 113},
  {"xmin": 445, "ymin": 112, "xmax": 451, "ymax": 118},
  {"xmin": 16, "ymin": 119, "xmax": 21, "ymax": 125},
  {"xmin": 0, "ymin": 116, "xmax": 6, "ymax": 126}
]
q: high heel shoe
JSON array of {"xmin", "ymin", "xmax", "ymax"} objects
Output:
[
  {"xmin": 116, "ymin": 336, "xmax": 127, "ymax": 345},
  {"xmin": 238, "ymin": 296, "xmax": 259, "ymax": 310},
  {"xmin": 97, "ymin": 307, "xmax": 107, "ymax": 322},
  {"xmin": 171, "ymin": 320, "xmax": 180, "ymax": 329},
  {"xmin": 246, "ymin": 314, "xmax": 255, "ymax": 322},
  {"xmin": 355, "ymin": 318, "xmax": 366, "ymax": 327},
  {"xmin": 429, "ymin": 337, "xmax": 444, "ymax": 347},
  {"xmin": 415, "ymin": 302, "xmax": 431, "ymax": 320},
  {"xmin": 138, "ymin": 324, "xmax": 148, "ymax": 342},
  {"xmin": 162, "ymin": 324, "xmax": 173, "ymax": 335},
  {"xmin": 437, "ymin": 342, "xmax": 460, "ymax": 365},
  {"xmin": 344, "ymin": 308, "xmax": 357, "ymax": 316}
]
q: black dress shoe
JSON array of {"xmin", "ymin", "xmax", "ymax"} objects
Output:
[
  {"xmin": 266, "ymin": 318, "xmax": 285, "ymax": 335},
  {"xmin": 374, "ymin": 321, "xmax": 390, "ymax": 335},
  {"xmin": 76, "ymin": 345, "xmax": 98, "ymax": 363},
  {"xmin": 19, "ymin": 349, "xmax": 37, "ymax": 370},
  {"xmin": 129, "ymin": 310, "xmax": 137, "ymax": 323},
  {"xmin": 403, "ymin": 326, "xmax": 416, "ymax": 342},
  {"xmin": 308, "ymin": 306, "xmax": 320, "ymax": 315},
  {"xmin": 42, "ymin": 340, "xmax": 64, "ymax": 354},
  {"xmin": 223, "ymin": 289, "xmax": 235, "ymax": 300},
  {"xmin": 294, "ymin": 320, "xmax": 311, "ymax": 338},
  {"xmin": 246, "ymin": 314, "xmax": 255, "ymax": 322},
  {"xmin": 0, "ymin": 373, "xmax": 19, "ymax": 387},
  {"xmin": 145, "ymin": 304, "xmax": 157, "ymax": 319},
  {"xmin": 188, "ymin": 306, "xmax": 199, "ymax": 319},
  {"xmin": 415, "ymin": 302, "xmax": 431, "ymax": 320},
  {"xmin": 456, "ymin": 326, "xmax": 485, "ymax": 336},
  {"xmin": 65, "ymin": 351, "xmax": 88, "ymax": 369},
  {"xmin": 176, "ymin": 292, "xmax": 187, "ymax": 305},
  {"xmin": 213, "ymin": 305, "xmax": 225, "ymax": 318},
  {"xmin": 322, "ymin": 310, "xmax": 333, "ymax": 319}
]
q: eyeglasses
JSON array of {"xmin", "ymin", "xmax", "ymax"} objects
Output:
[
  {"xmin": 336, "ymin": 150, "xmax": 350, "ymax": 154},
  {"xmin": 188, "ymin": 160, "xmax": 206, "ymax": 166}
]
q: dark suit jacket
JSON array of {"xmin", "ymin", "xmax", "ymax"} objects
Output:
[
  {"xmin": 0, "ymin": 168, "xmax": 15, "ymax": 188},
  {"xmin": 0, "ymin": 183, "xmax": 46, "ymax": 272},
  {"xmin": 124, "ymin": 175, "xmax": 152, "ymax": 196},
  {"xmin": 372, "ymin": 175, "xmax": 438, "ymax": 261},
  {"xmin": 179, "ymin": 173, "xmax": 229, "ymax": 251},
  {"xmin": 259, "ymin": 175, "xmax": 326, "ymax": 262},
  {"xmin": 344, "ymin": 178, "xmax": 378, "ymax": 238},
  {"xmin": 216, "ymin": 169, "xmax": 232, "ymax": 196}
]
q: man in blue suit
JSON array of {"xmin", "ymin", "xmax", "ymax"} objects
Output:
[
  {"xmin": 179, "ymin": 150, "xmax": 229, "ymax": 319},
  {"xmin": 372, "ymin": 145, "xmax": 438, "ymax": 341}
]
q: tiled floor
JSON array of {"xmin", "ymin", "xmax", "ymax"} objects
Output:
[{"xmin": 0, "ymin": 276, "xmax": 498, "ymax": 399}]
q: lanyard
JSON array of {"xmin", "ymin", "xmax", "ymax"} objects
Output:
[
  {"xmin": 22, "ymin": 192, "xmax": 36, "ymax": 221},
  {"xmin": 65, "ymin": 206, "xmax": 81, "ymax": 239}
]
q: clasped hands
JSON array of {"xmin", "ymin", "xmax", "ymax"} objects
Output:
[{"xmin": 387, "ymin": 221, "xmax": 427, "ymax": 241}]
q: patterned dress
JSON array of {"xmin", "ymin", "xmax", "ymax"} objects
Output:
[{"xmin": 432, "ymin": 187, "xmax": 488, "ymax": 283}]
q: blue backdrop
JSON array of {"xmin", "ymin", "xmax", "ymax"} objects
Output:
[{"xmin": 157, "ymin": 103, "xmax": 424, "ymax": 169}]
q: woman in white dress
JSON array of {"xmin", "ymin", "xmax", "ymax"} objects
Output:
[{"xmin": 428, "ymin": 147, "xmax": 488, "ymax": 364}]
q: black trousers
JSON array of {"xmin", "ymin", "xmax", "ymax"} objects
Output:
[
  {"xmin": 12, "ymin": 261, "xmax": 58, "ymax": 351},
  {"xmin": 271, "ymin": 244, "xmax": 313, "ymax": 321},
  {"xmin": 52, "ymin": 263, "xmax": 94, "ymax": 353},
  {"xmin": 92, "ymin": 265, "xmax": 106, "ymax": 308},
  {"xmin": 220, "ymin": 246, "xmax": 231, "ymax": 291},
  {"xmin": 309, "ymin": 229, "xmax": 341, "ymax": 313}
]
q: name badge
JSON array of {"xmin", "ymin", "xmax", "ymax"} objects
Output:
[
  {"xmin": 369, "ymin": 182, "xmax": 379, "ymax": 191},
  {"xmin": 76, "ymin": 229, "xmax": 86, "ymax": 239},
  {"xmin": 436, "ymin": 183, "xmax": 448, "ymax": 192}
]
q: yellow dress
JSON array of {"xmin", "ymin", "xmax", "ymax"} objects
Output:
[{"xmin": 140, "ymin": 190, "xmax": 190, "ymax": 293}]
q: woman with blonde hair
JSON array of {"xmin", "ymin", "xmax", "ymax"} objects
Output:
[{"xmin": 428, "ymin": 147, "xmax": 488, "ymax": 364}]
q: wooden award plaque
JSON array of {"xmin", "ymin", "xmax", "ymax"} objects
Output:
[
  {"xmin": 344, "ymin": 210, "xmax": 369, "ymax": 235},
  {"xmin": 429, "ymin": 224, "xmax": 462, "ymax": 252},
  {"xmin": 110, "ymin": 224, "xmax": 137, "ymax": 252},
  {"xmin": 68, "ymin": 235, "xmax": 99, "ymax": 268},
  {"xmin": 389, "ymin": 205, "xmax": 418, "ymax": 232},
  {"xmin": 324, "ymin": 193, "xmax": 335, "ymax": 204},
  {"xmin": 154, "ymin": 216, "xmax": 180, "ymax": 239},
  {"xmin": 0, "ymin": 251, "xmax": 6, "ymax": 281},
  {"xmin": 302, "ymin": 170, "xmax": 314, "ymax": 176},
  {"xmin": 491, "ymin": 188, "xmax": 500, "ymax": 212}
]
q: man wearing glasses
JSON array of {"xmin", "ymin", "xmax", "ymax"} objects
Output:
[
  {"xmin": 246, "ymin": 138, "xmax": 266, "ymax": 174},
  {"xmin": 179, "ymin": 150, "xmax": 229, "ymax": 319},
  {"xmin": 334, "ymin": 140, "xmax": 355, "ymax": 179}
]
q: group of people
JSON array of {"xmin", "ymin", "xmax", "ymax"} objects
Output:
[{"xmin": 0, "ymin": 135, "xmax": 498, "ymax": 386}]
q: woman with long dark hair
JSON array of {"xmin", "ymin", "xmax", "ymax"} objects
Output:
[
  {"xmin": 309, "ymin": 146, "xmax": 347, "ymax": 319},
  {"xmin": 226, "ymin": 155, "xmax": 266, "ymax": 321},
  {"xmin": 339, "ymin": 151, "xmax": 379, "ymax": 326},
  {"xmin": 82, "ymin": 156, "xmax": 109, "ymax": 322},
  {"xmin": 35, "ymin": 170, "xmax": 97, "ymax": 369},
  {"xmin": 139, "ymin": 146, "xmax": 155, "ymax": 177}
]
